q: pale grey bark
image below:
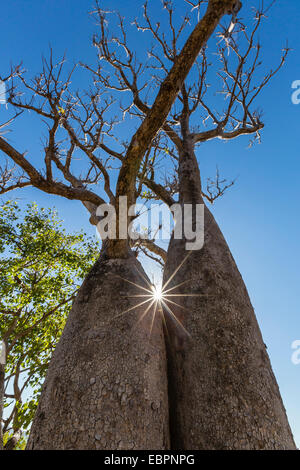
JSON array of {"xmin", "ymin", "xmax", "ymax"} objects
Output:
[
  {"xmin": 163, "ymin": 144, "xmax": 296, "ymax": 450},
  {"xmin": 27, "ymin": 252, "xmax": 169, "ymax": 450}
]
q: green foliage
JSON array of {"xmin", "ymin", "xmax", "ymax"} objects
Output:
[
  {"xmin": 0, "ymin": 200, "xmax": 99, "ymax": 447},
  {"xmin": 3, "ymin": 431, "xmax": 27, "ymax": 450},
  {"xmin": 141, "ymin": 190, "xmax": 155, "ymax": 201}
]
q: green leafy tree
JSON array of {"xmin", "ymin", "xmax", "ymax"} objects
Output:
[{"xmin": 0, "ymin": 201, "xmax": 99, "ymax": 449}]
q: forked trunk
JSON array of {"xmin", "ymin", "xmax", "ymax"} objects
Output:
[
  {"xmin": 163, "ymin": 145, "xmax": 296, "ymax": 450},
  {"xmin": 27, "ymin": 251, "xmax": 169, "ymax": 450}
]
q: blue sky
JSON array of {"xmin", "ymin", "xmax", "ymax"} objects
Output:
[{"xmin": 1, "ymin": 0, "xmax": 300, "ymax": 446}]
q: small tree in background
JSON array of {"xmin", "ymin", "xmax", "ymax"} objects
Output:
[{"xmin": 0, "ymin": 201, "xmax": 99, "ymax": 449}]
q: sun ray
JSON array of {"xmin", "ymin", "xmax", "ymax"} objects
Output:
[
  {"xmin": 115, "ymin": 274, "xmax": 151, "ymax": 294},
  {"xmin": 149, "ymin": 300, "xmax": 159, "ymax": 337},
  {"xmin": 136, "ymin": 298, "xmax": 157, "ymax": 326},
  {"xmin": 162, "ymin": 251, "xmax": 192, "ymax": 291},
  {"xmin": 127, "ymin": 294, "xmax": 154, "ymax": 298},
  {"xmin": 134, "ymin": 264, "xmax": 154, "ymax": 290},
  {"xmin": 110, "ymin": 297, "xmax": 152, "ymax": 321},
  {"xmin": 163, "ymin": 279, "xmax": 191, "ymax": 295},
  {"xmin": 163, "ymin": 297, "xmax": 189, "ymax": 311},
  {"xmin": 161, "ymin": 299, "xmax": 191, "ymax": 337},
  {"xmin": 160, "ymin": 306, "xmax": 171, "ymax": 342},
  {"xmin": 166, "ymin": 293, "xmax": 209, "ymax": 297}
]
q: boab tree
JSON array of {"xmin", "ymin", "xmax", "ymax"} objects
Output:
[
  {"xmin": 122, "ymin": 2, "xmax": 295, "ymax": 449},
  {"xmin": 0, "ymin": 0, "xmax": 241, "ymax": 450}
]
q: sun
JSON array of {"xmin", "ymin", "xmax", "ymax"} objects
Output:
[
  {"xmin": 151, "ymin": 284, "xmax": 163, "ymax": 302},
  {"xmin": 113, "ymin": 252, "xmax": 206, "ymax": 338}
]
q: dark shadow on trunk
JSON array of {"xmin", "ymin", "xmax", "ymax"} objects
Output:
[{"xmin": 27, "ymin": 251, "xmax": 169, "ymax": 450}]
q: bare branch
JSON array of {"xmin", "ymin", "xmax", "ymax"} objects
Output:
[{"xmin": 202, "ymin": 167, "xmax": 236, "ymax": 204}]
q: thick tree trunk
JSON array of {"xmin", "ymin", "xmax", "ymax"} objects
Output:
[
  {"xmin": 163, "ymin": 145, "xmax": 296, "ymax": 450},
  {"xmin": 27, "ymin": 251, "xmax": 169, "ymax": 450}
]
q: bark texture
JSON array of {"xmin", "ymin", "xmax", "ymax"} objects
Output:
[
  {"xmin": 27, "ymin": 252, "xmax": 169, "ymax": 450},
  {"xmin": 163, "ymin": 146, "xmax": 296, "ymax": 450}
]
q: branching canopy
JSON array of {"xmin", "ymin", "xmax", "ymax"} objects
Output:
[{"xmin": 0, "ymin": 0, "xmax": 288, "ymax": 258}]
